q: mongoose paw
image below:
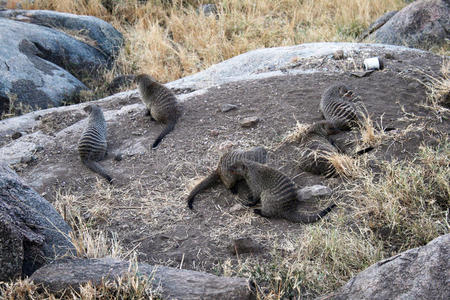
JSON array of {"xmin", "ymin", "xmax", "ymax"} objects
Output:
[{"xmin": 187, "ymin": 200, "xmax": 194, "ymax": 210}]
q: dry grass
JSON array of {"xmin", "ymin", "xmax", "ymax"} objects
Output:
[
  {"xmin": 326, "ymin": 152, "xmax": 361, "ymax": 179},
  {"xmin": 349, "ymin": 138, "xmax": 449, "ymax": 252},
  {"xmin": 225, "ymin": 219, "xmax": 384, "ymax": 298},
  {"xmin": 280, "ymin": 120, "xmax": 310, "ymax": 144},
  {"xmin": 422, "ymin": 60, "xmax": 450, "ymax": 109},
  {"xmin": 0, "ymin": 264, "xmax": 160, "ymax": 299}
]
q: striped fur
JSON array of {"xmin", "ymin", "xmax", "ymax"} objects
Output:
[
  {"xmin": 320, "ymin": 84, "xmax": 359, "ymax": 130},
  {"xmin": 135, "ymin": 74, "xmax": 179, "ymax": 148},
  {"xmin": 187, "ymin": 146, "xmax": 267, "ymax": 210},
  {"xmin": 78, "ymin": 104, "xmax": 112, "ymax": 183},
  {"xmin": 229, "ymin": 160, "xmax": 336, "ymax": 223},
  {"xmin": 297, "ymin": 121, "xmax": 341, "ymax": 178}
]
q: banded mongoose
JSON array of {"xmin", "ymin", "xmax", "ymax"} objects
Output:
[
  {"xmin": 78, "ymin": 104, "xmax": 112, "ymax": 183},
  {"xmin": 187, "ymin": 146, "xmax": 268, "ymax": 210},
  {"xmin": 320, "ymin": 84, "xmax": 359, "ymax": 130},
  {"xmin": 135, "ymin": 74, "xmax": 180, "ymax": 149},
  {"xmin": 228, "ymin": 160, "xmax": 336, "ymax": 223},
  {"xmin": 297, "ymin": 120, "xmax": 342, "ymax": 177}
]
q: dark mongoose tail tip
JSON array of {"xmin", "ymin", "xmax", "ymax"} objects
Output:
[
  {"xmin": 186, "ymin": 172, "xmax": 220, "ymax": 210},
  {"xmin": 152, "ymin": 119, "xmax": 177, "ymax": 149},
  {"xmin": 355, "ymin": 146, "xmax": 374, "ymax": 156},
  {"xmin": 82, "ymin": 159, "xmax": 113, "ymax": 184},
  {"xmin": 319, "ymin": 203, "xmax": 337, "ymax": 218}
]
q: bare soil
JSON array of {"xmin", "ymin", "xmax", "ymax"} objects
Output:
[{"xmin": 15, "ymin": 54, "xmax": 449, "ymax": 277}]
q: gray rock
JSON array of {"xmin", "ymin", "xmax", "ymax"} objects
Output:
[
  {"xmin": 359, "ymin": 10, "xmax": 398, "ymax": 41},
  {"xmin": 324, "ymin": 234, "xmax": 450, "ymax": 300},
  {"xmin": 0, "ymin": 164, "xmax": 74, "ymax": 280},
  {"xmin": 240, "ymin": 117, "xmax": 260, "ymax": 128},
  {"xmin": 30, "ymin": 258, "xmax": 254, "ymax": 299},
  {"xmin": 298, "ymin": 185, "xmax": 332, "ymax": 200},
  {"xmin": 199, "ymin": 4, "xmax": 218, "ymax": 17},
  {"xmin": 167, "ymin": 43, "xmax": 427, "ymax": 92},
  {"xmin": 0, "ymin": 10, "xmax": 123, "ymax": 112},
  {"xmin": 370, "ymin": 0, "xmax": 450, "ymax": 50},
  {"xmin": 332, "ymin": 50, "xmax": 345, "ymax": 60},
  {"xmin": 0, "ymin": 9, "xmax": 123, "ymax": 59},
  {"xmin": 220, "ymin": 103, "xmax": 238, "ymax": 112}
]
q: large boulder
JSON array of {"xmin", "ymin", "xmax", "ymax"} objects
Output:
[
  {"xmin": 358, "ymin": 10, "xmax": 398, "ymax": 41},
  {"xmin": 369, "ymin": 0, "xmax": 450, "ymax": 50},
  {"xmin": 325, "ymin": 234, "xmax": 450, "ymax": 300},
  {"xmin": 0, "ymin": 164, "xmax": 75, "ymax": 281},
  {"xmin": 167, "ymin": 42, "xmax": 430, "ymax": 91},
  {"xmin": 30, "ymin": 258, "xmax": 254, "ymax": 299},
  {"xmin": 0, "ymin": 10, "xmax": 123, "ymax": 59},
  {"xmin": 0, "ymin": 10, "xmax": 123, "ymax": 113}
]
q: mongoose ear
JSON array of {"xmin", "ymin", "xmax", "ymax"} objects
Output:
[{"xmin": 343, "ymin": 89, "xmax": 353, "ymax": 98}]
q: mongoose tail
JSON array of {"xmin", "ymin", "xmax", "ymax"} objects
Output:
[
  {"xmin": 187, "ymin": 172, "xmax": 220, "ymax": 209},
  {"xmin": 81, "ymin": 158, "xmax": 113, "ymax": 184},
  {"xmin": 279, "ymin": 203, "xmax": 336, "ymax": 223},
  {"xmin": 152, "ymin": 117, "xmax": 177, "ymax": 149},
  {"xmin": 355, "ymin": 146, "xmax": 374, "ymax": 156}
]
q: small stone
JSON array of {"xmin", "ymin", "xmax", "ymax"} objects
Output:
[
  {"xmin": 240, "ymin": 116, "xmax": 260, "ymax": 128},
  {"xmin": 199, "ymin": 3, "xmax": 218, "ymax": 17},
  {"xmin": 333, "ymin": 50, "xmax": 345, "ymax": 60},
  {"xmin": 299, "ymin": 185, "xmax": 332, "ymax": 200},
  {"xmin": 11, "ymin": 132, "xmax": 23, "ymax": 140},
  {"xmin": 209, "ymin": 129, "xmax": 220, "ymax": 137},
  {"xmin": 20, "ymin": 155, "xmax": 33, "ymax": 164},
  {"xmin": 220, "ymin": 104, "xmax": 238, "ymax": 112},
  {"xmin": 229, "ymin": 203, "xmax": 243, "ymax": 213}
]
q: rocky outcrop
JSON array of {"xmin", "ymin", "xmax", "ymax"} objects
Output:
[
  {"xmin": 0, "ymin": 164, "xmax": 75, "ymax": 281},
  {"xmin": 325, "ymin": 234, "xmax": 450, "ymax": 300},
  {"xmin": 0, "ymin": 10, "xmax": 123, "ymax": 59},
  {"xmin": 30, "ymin": 258, "xmax": 254, "ymax": 299},
  {"xmin": 369, "ymin": 0, "xmax": 450, "ymax": 50},
  {"xmin": 167, "ymin": 42, "xmax": 428, "ymax": 91},
  {"xmin": 358, "ymin": 10, "xmax": 398, "ymax": 41},
  {"xmin": 0, "ymin": 10, "xmax": 123, "ymax": 113}
]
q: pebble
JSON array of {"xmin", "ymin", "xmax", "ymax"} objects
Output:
[{"xmin": 240, "ymin": 116, "xmax": 260, "ymax": 128}]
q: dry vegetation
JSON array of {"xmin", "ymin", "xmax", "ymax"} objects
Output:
[{"xmin": 2, "ymin": 1, "xmax": 450, "ymax": 299}]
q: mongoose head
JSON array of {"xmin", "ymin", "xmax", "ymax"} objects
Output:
[
  {"xmin": 311, "ymin": 120, "xmax": 342, "ymax": 136},
  {"xmin": 84, "ymin": 104, "xmax": 100, "ymax": 114},
  {"xmin": 134, "ymin": 74, "xmax": 158, "ymax": 87},
  {"xmin": 228, "ymin": 160, "xmax": 249, "ymax": 176},
  {"xmin": 326, "ymin": 84, "xmax": 353, "ymax": 99}
]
